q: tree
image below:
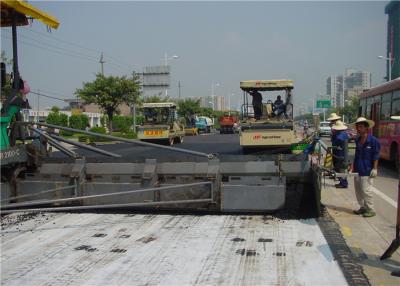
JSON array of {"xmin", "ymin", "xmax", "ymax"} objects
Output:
[
  {"xmin": 199, "ymin": 107, "xmax": 215, "ymax": 118},
  {"xmin": 75, "ymin": 73, "xmax": 141, "ymax": 131},
  {"xmin": 331, "ymin": 96, "xmax": 359, "ymax": 123},
  {"xmin": 177, "ymin": 98, "xmax": 201, "ymax": 118},
  {"xmin": 46, "ymin": 109, "xmax": 68, "ymax": 127}
]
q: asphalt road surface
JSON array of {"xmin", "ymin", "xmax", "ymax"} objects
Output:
[{"xmin": 57, "ymin": 132, "xmax": 242, "ymax": 162}]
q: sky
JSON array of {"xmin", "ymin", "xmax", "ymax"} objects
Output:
[{"xmin": 0, "ymin": 1, "xmax": 390, "ymax": 114}]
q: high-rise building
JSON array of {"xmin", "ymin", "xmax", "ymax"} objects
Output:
[
  {"xmin": 214, "ymin": 95, "xmax": 225, "ymax": 111},
  {"xmin": 326, "ymin": 75, "xmax": 342, "ymax": 108},
  {"xmin": 326, "ymin": 69, "xmax": 371, "ymax": 107},
  {"xmin": 385, "ymin": 1, "xmax": 399, "ymax": 80}
]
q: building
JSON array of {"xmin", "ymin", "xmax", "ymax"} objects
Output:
[
  {"xmin": 385, "ymin": 1, "xmax": 400, "ymax": 80},
  {"xmin": 65, "ymin": 98, "xmax": 133, "ymax": 116},
  {"xmin": 21, "ymin": 109, "xmax": 101, "ymax": 127},
  {"xmin": 326, "ymin": 69, "xmax": 371, "ymax": 107}
]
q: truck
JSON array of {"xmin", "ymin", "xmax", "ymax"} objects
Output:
[
  {"xmin": 197, "ymin": 116, "xmax": 213, "ymax": 133},
  {"xmin": 137, "ymin": 102, "xmax": 185, "ymax": 145},
  {"xmin": 219, "ymin": 113, "xmax": 238, "ymax": 134}
]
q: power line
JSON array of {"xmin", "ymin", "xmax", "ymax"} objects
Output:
[
  {"xmin": 2, "ymin": 34, "xmax": 129, "ymax": 74},
  {"xmin": 21, "ymin": 26, "xmax": 134, "ymax": 71},
  {"xmin": 30, "ymin": 90, "xmax": 66, "ymax": 102},
  {"xmin": 2, "ymin": 34, "xmax": 100, "ymax": 63},
  {"xmin": 8, "ymin": 30, "xmax": 99, "ymax": 61}
]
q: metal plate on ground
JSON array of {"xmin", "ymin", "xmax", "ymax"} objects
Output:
[{"xmin": 221, "ymin": 176, "xmax": 286, "ymax": 211}]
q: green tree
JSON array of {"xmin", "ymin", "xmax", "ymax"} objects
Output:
[
  {"xmin": 69, "ymin": 114, "xmax": 89, "ymax": 130},
  {"xmin": 46, "ymin": 109, "xmax": 68, "ymax": 127},
  {"xmin": 199, "ymin": 107, "xmax": 215, "ymax": 118},
  {"xmin": 177, "ymin": 98, "xmax": 201, "ymax": 118},
  {"xmin": 331, "ymin": 97, "xmax": 359, "ymax": 123},
  {"xmin": 75, "ymin": 73, "xmax": 141, "ymax": 131}
]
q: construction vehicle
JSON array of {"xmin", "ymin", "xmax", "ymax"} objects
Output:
[
  {"xmin": 219, "ymin": 112, "xmax": 238, "ymax": 134},
  {"xmin": 1, "ymin": 0, "xmax": 59, "ymax": 192},
  {"xmin": 197, "ymin": 116, "xmax": 213, "ymax": 133},
  {"xmin": 239, "ymin": 80, "xmax": 298, "ymax": 152},
  {"xmin": 137, "ymin": 102, "xmax": 185, "ymax": 145},
  {"xmin": 184, "ymin": 115, "xmax": 199, "ymax": 136}
]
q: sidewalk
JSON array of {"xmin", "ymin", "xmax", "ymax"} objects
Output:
[{"xmin": 321, "ymin": 176, "xmax": 400, "ymax": 285}]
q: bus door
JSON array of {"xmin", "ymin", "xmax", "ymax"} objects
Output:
[{"xmin": 371, "ymin": 102, "xmax": 380, "ymax": 137}]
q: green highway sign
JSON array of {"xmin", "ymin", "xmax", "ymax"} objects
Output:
[{"xmin": 316, "ymin": 100, "xmax": 331, "ymax": 108}]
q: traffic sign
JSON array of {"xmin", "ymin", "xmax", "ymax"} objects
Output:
[{"xmin": 316, "ymin": 100, "xmax": 331, "ymax": 108}]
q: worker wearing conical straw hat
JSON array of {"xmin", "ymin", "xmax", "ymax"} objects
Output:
[
  {"xmin": 351, "ymin": 117, "xmax": 380, "ymax": 218},
  {"xmin": 331, "ymin": 120, "xmax": 349, "ymax": 188}
]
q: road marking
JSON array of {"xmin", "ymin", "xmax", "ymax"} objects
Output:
[
  {"xmin": 371, "ymin": 186, "xmax": 397, "ymax": 208},
  {"xmin": 341, "ymin": 226, "xmax": 352, "ymax": 237}
]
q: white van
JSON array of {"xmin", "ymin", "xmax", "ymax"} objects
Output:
[{"xmin": 318, "ymin": 121, "xmax": 331, "ymax": 137}]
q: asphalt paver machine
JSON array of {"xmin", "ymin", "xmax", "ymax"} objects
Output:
[{"xmin": 239, "ymin": 79, "xmax": 298, "ymax": 153}]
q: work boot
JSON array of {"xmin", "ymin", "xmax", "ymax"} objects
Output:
[
  {"xmin": 362, "ymin": 211, "xmax": 376, "ymax": 218},
  {"xmin": 335, "ymin": 184, "xmax": 347, "ymax": 189},
  {"xmin": 353, "ymin": 208, "xmax": 366, "ymax": 215}
]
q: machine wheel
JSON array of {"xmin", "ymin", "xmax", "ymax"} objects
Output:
[{"xmin": 242, "ymin": 147, "xmax": 250, "ymax": 155}]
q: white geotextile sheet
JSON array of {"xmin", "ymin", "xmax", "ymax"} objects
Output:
[{"xmin": 1, "ymin": 213, "xmax": 348, "ymax": 286}]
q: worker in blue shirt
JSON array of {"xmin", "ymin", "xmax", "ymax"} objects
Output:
[
  {"xmin": 352, "ymin": 117, "xmax": 380, "ymax": 218},
  {"xmin": 331, "ymin": 120, "xmax": 349, "ymax": 188}
]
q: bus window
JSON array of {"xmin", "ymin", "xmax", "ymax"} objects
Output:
[
  {"xmin": 394, "ymin": 90, "xmax": 400, "ymax": 100},
  {"xmin": 380, "ymin": 92, "xmax": 392, "ymax": 121},
  {"xmin": 366, "ymin": 97, "xmax": 373, "ymax": 118},
  {"xmin": 359, "ymin": 98, "xmax": 366, "ymax": 117},
  {"xmin": 391, "ymin": 99, "xmax": 400, "ymax": 116}
]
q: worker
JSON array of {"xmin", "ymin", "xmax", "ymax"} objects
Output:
[
  {"xmin": 352, "ymin": 117, "xmax": 380, "ymax": 218},
  {"xmin": 331, "ymin": 120, "xmax": 349, "ymax": 188},
  {"xmin": 327, "ymin": 112, "xmax": 341, "ymax": 127},
  {"xmin": 327, "ymin": 112, "xmax": 342, "ymax": 179},
  {"xmin": 249, "ymin": 90, "xmax": 262, "ymax": 120},
  {"xmin": 274, "ymin": 95, "xmax": 285, "ymax": 117},
  {"xmin": 303, "ymin": 120, "xmax": 309, "ymax": 137}
]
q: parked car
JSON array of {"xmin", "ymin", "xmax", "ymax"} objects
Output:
[
  {"xmin": 318, "ymin": 121, "xmax": 332, "ymax": 137},
  {"xmin": 345, "ymin": 128, "xmax": 358, "ymax": 142}
]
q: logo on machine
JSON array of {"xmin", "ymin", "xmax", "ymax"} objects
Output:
[{"xmin": 253, "ymin": 134, "xmax": 261, "ymax": 140}]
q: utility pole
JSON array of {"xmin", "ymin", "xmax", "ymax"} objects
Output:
[
  {"xmin": 99, "ymin": 52, "xmax": 105, "ymax": 75},
  {"xmin": 37, "ymin": 89, "xmax": 40, "ymax": 122},
  {"xmin": 178, "ymin": 80, "xmax": 181, "ymax": 99}
]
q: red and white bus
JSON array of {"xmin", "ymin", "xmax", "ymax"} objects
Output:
[{"xmin": 358, "ymin": 78, "xmax": 400, "ymax": 166}]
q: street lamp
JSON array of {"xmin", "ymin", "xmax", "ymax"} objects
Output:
[
  {"xmin": 378, "ymin": 52, "xmax": 394, "ymax": 81},
  {"xmin": 163, "ymin": 53, "xmax": 179, "ymax": 97},
  {"xmin": 164, "ymin": 53, "xmax": 179, "ymax": 66}
]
